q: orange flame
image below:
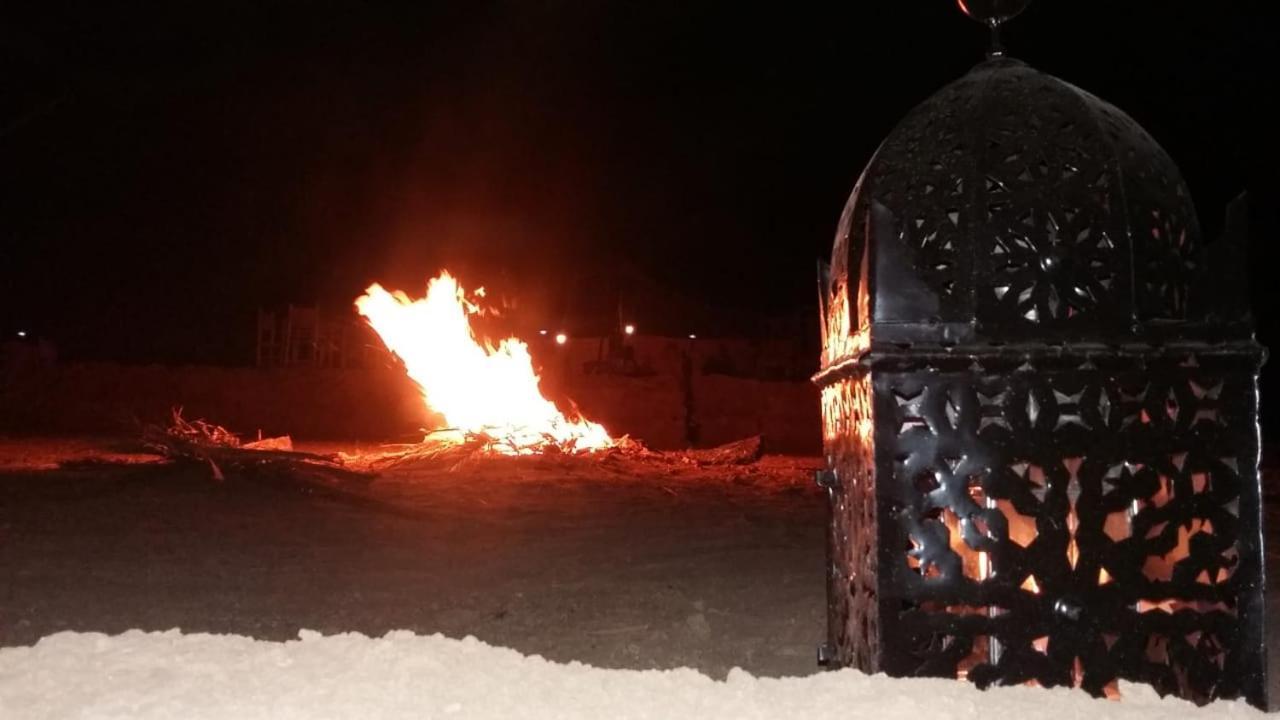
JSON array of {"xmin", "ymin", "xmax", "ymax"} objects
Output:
[{"xmin": 355, "ymin": 271, "xmax": 613, "ymax": 454}]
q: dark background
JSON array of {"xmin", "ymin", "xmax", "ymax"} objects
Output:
[{"xmin": 2, "ymin": 2, "xmax": 1276, "ymax": 407}]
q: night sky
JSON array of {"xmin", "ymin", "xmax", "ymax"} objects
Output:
[{"xmin": 2, "ymin": 2, "xmax": 1276, "ymax": 365}]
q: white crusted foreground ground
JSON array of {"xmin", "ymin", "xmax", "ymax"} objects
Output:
[{"xmin": 0, "ymin": 630, "xmax": 1264, "ymax": 720}]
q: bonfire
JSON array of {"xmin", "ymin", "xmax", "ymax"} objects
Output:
[
  {"xmin": 140, "ymin": 270, "xmax": 764, "ymax": 485},
  {"xmin": 354, "ymin": 271, "xmax": 613, "ymax": 455}
]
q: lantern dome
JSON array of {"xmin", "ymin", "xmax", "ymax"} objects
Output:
[{"xmin": 829, "ymin": 56, "xmax": 1206, "ymax": 347}]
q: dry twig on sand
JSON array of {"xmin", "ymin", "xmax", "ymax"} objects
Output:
[
  {"xmin": 676, "ymin": 435, "xmax": 763, "ymax": 466},
  {"xmin": 142, "ymin": 409, "xmax": 374, "ymax": 489}
]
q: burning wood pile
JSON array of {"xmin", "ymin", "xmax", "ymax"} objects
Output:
[
  {"xmin": 353, "ymin": 271, "xmax": 613, "ymax": 456},
  {"xmin": 137, "ymin": 270, "xmax": 781, "ymax": 489},
  {"xmin": 142, "ymin": 409, "xmax": 766, "ymax": 486}
]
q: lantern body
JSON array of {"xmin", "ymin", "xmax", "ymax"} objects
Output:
[{"xmin": 816, "ymin": 57, "xmax": 1267, "ymax": 707}]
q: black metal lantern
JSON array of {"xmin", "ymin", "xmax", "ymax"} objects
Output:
[{"xmin": 813, "ymin": 39, "xmax": 1267, "ymax": 708}]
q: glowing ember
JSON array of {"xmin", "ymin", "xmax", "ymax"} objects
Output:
[{"xmin": 354, "ymin": 271, "xmax": 613, "ymax": 454}]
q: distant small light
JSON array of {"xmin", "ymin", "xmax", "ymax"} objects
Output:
[
  {"xmin": 624, "ymin": 324, "xmax": 635, "ymax": 336},
  {"xmin": 539, "ymin": 329, "xmax": 548, "ymax": 336},
  {"xmin": 16, "ymin": 331, "xmax": 27, "ymax": 338},
  {"xmin": 688, "ymin": 334, "xmax": 697, "ymax": 339},
  {"xmin": 555, "ymin": 332, "xmax": 568, "ymax": 345}
]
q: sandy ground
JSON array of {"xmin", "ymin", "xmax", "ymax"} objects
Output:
[
  {"xmin": 2, "ymin": 437, "xmax": 1277, "ymax": 703},
  {"xmin": 3, "ymin": 632, "xmax": 1261, "ymax": 720},
  {"xmin": 0, "ymin": 438, "xmax": 826, "ymax": 679}
]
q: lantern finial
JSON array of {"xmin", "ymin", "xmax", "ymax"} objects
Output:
[{"xmin": 956, "ymin": 0, "xmax": 1031, "ymax": 57}]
